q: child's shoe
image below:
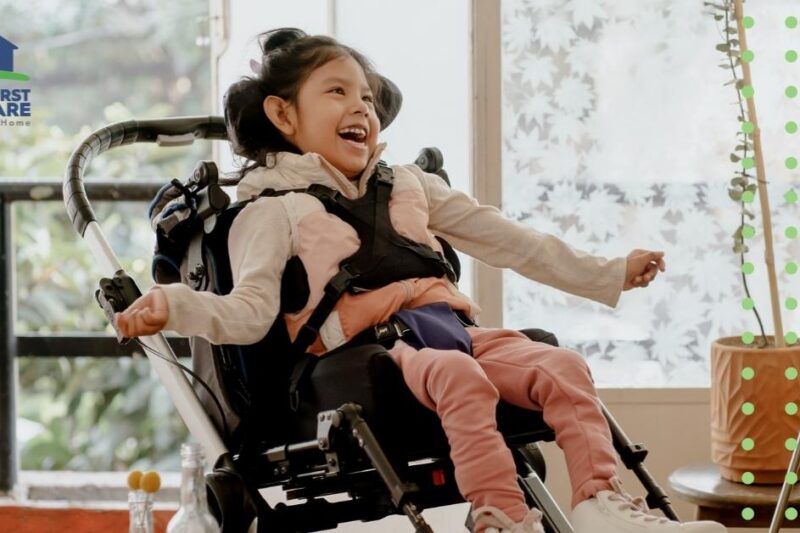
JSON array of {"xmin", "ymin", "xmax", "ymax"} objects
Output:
[
  {"xmin": 471, "ymin": 505, "xmax": 545, "ymax": 533},
  {"xmin": 571, "ymin": 478, "xmax": 727, "ymax": 532}
]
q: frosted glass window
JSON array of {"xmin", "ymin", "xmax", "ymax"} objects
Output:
[{"xmin": 501, "ymin": 0, "xmax": 799, "ymax": 386}]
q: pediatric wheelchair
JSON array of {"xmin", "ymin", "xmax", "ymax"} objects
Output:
[{"xmin": 63, "ymin": 112, "xmax": 680, "ymax": 532}]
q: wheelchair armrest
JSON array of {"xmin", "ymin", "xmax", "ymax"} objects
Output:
[{"xmin": 518, "ymin": 328, "xmax": 559, "ymax": 347}]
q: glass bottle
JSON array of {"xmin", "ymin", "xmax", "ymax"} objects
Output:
[
  {"xmin": 128, "ymin": 489, "xmax": 154, "ymax": 533},
  {"xmin": 166, "ymin": 442, "xmax": 220, "ymax": 533}
]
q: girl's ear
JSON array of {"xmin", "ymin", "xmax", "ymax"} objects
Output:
[{"xmin": 263, "ymin": 95, "xmax": 297, "ymax": 137}]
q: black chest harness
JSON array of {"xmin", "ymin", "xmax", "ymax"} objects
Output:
[
  {"xmin": 254, "ymin": 162, "xmax": 458, "ymax": 408},
  {"xmin": 285, "ymin": 163, "xmax": 456, "ymax": 351}
]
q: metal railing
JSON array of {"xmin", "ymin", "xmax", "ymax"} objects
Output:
[{"xmin": 0, "ymin": 178, "xmax": 189, "ymax": 493}]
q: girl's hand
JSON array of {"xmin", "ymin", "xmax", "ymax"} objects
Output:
[
  {"xmin": 623, "ymin": 249, "xmax": 666, "ymax": 290},
  {"xmin": 115, "ymin": 288, "xmax": 169, "ymax": 338}
]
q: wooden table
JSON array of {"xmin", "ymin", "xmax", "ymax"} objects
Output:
[{"xmin": 669, "ymin": 464, "xmax": 800, "ymax": 528}]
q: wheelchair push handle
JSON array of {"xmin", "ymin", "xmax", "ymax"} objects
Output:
[{"xmin": 62, "ymin": 115, "xmax": 227, "ymax": 238}]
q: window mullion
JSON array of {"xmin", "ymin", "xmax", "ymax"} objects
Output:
[{"xmin": 470, "ymin": 0, "xmax": 503, "ymax": 327}]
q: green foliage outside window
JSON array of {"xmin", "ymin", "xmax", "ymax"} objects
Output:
[{"xmin": 1, "ymin": 0, "xmax": 213, "ymax": 471}]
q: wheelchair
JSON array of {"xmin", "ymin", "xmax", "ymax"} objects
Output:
[{"xmin": 63, "ymin": 114, "xmax": 680, "ymax": 532}]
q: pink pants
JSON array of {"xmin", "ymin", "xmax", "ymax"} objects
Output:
[{"xmin": 387, "ymin": 326, "xmax": 617, "ymax": 524}]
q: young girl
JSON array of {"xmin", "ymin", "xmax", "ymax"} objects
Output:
[{"xmin": 117, "ymin": 28, "xmax": 726, "ymax": 533}]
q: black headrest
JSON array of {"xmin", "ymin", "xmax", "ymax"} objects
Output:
[{"xmin": 377, "ymin": 75, "xmax": 402, "ymax": 130}]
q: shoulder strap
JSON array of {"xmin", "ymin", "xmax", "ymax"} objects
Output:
[{"xmin": 286, "ymin": 167, "xmax": 394, "ymax": 410}]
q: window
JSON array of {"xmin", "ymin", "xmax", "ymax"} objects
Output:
[
  {"xmin": 500, "ymin": 0, "xmax": 799, "ymax": 386},
  {"xmin": 2, "ymin": 0, "xmax": 212, "ymax": 470},
  {"xmin": 217, "ymin": 0, "xmax": 473, "ymax": 291}
]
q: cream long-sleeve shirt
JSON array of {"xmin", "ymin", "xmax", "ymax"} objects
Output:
[{"xmin": 157, "ymin": 146, "xmax": 627, "ymax": 347}]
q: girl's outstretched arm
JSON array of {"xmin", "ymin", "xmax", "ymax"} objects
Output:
[
  {"xmin": 410, "ymin": 165, "xmax": 627, "ymax": 308},
  {"xmin": 119, "ymin": 197, "xmax": 292, "ymax": 345}
]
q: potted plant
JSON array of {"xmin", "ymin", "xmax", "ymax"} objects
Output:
[{"xmin": 708, "ymin": 0, "xmax": 800, "ymax": 484}]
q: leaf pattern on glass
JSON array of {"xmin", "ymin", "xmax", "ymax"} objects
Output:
[{"xmin": 501, "ymin": 0, "xmax": 800, "ymax": 385}]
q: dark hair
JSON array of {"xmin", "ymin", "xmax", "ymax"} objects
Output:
[{"xmin": 224, "ymin": 28, "xmax": 388, "ymax": 180}]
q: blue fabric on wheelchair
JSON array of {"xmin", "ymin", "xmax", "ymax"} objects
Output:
[{"xmin": 393, "ymin": 302, "xmax": 472, "ymax": 354}]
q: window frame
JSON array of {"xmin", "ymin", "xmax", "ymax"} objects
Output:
[{"xmin": 470, "ymin": 0, "xmax": 504, "ymax": 328}]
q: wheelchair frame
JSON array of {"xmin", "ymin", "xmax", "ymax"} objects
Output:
[{"xmin": 64, "ymin": 116, "xmax": 679, "ymax": 533}]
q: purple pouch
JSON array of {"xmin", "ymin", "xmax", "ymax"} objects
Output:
[{"xmin": 393, "ymin": 302, "xmax": 473, "ymax": 355}]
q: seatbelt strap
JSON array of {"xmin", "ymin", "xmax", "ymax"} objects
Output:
[{"xmin": 287, "ymin": 266, "xmax": 358, "ymax": 410}]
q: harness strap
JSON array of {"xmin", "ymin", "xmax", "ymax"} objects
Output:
[
  {"xmin": 285, "ymin": 164, "xmax": 459, "ymax": 410},
  {"xmin": 286, "ymin": 169, "xmax": 395, "ymax": 409},
  {"xmin": 287, "ymin": 266, "xmax": 358, "ymax": 410},
  {"xmin": 186, "ymin": 231, "xmax": 205, "ymax": 290}
]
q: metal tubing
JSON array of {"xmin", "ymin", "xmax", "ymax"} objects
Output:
[
  {"xmin": 82, "ymin": 220, "xmax": 226, "ymax": 462},
  {"xmin": 0, "ymin": 199, "xmax": 16, "ymax": 494}
]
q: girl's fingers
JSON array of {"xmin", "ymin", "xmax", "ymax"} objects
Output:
[
  {"xmin": 115, "ymin": 312, "xmax": 128, "ymax": 336},
  {"xmin": 114, "ymin": 307, "xmax": 160, "ymax": 338}
]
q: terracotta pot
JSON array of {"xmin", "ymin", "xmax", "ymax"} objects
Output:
[{"xmin": 711, "ymin": 336, "xmax": 800, "ymax": 483}]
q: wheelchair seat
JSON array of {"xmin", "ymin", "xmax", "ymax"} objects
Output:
[{"xmin": 291, "ymin": 333, "xmax": 556, "ymax": 457}]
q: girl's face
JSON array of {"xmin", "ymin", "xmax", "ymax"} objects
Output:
[{"xmin": 265, "ymin": 55, "xmax": 381, "ymax": 179}]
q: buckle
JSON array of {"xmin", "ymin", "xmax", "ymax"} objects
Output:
[
  {"xmin": 325, "ymin": 266, "xmax": 357, "ymax": 297},
  {"xmin": 372, "ymin": 319, "xmax": 406, "ymax": 344},
  {"xmin": 375, "ymin": 164, "xmax": 393, "ymax": 185}
]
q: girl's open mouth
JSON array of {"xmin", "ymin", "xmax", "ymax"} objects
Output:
[
  {"xmin": 340, "ymin": 137, "xmax": 367, "ymax": 151},
  {"xmin": 338, "ymin": 126, "xmax": 368, "ymax": 151}
]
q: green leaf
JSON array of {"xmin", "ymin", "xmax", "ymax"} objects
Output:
[
  {"xmin": 729, "ymin": 188, "xmax": 743, "ymax": 201},
  {"xmin": 730, "ymin": 153, "xmax": 742, "ymax": 162},
  {"xmin": 730, "ymin": 176, "xmax": 746, "ymax": 187},
  {"xmin": 716, "ymin": 43, "xmax": 731, "ymax": 52}
]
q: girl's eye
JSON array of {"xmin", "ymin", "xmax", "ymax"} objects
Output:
[{"xmin": 329, "ymin": 88, "xmax": 373, "ymax": 103}]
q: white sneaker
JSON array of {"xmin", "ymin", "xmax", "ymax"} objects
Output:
[
  {"xmin": 571, "ymin": 478, "xmax": 727, "ymax": 532},
  {"xmin": 471, "ymin": 505, "xmax": 545, "ymax": 533}
]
